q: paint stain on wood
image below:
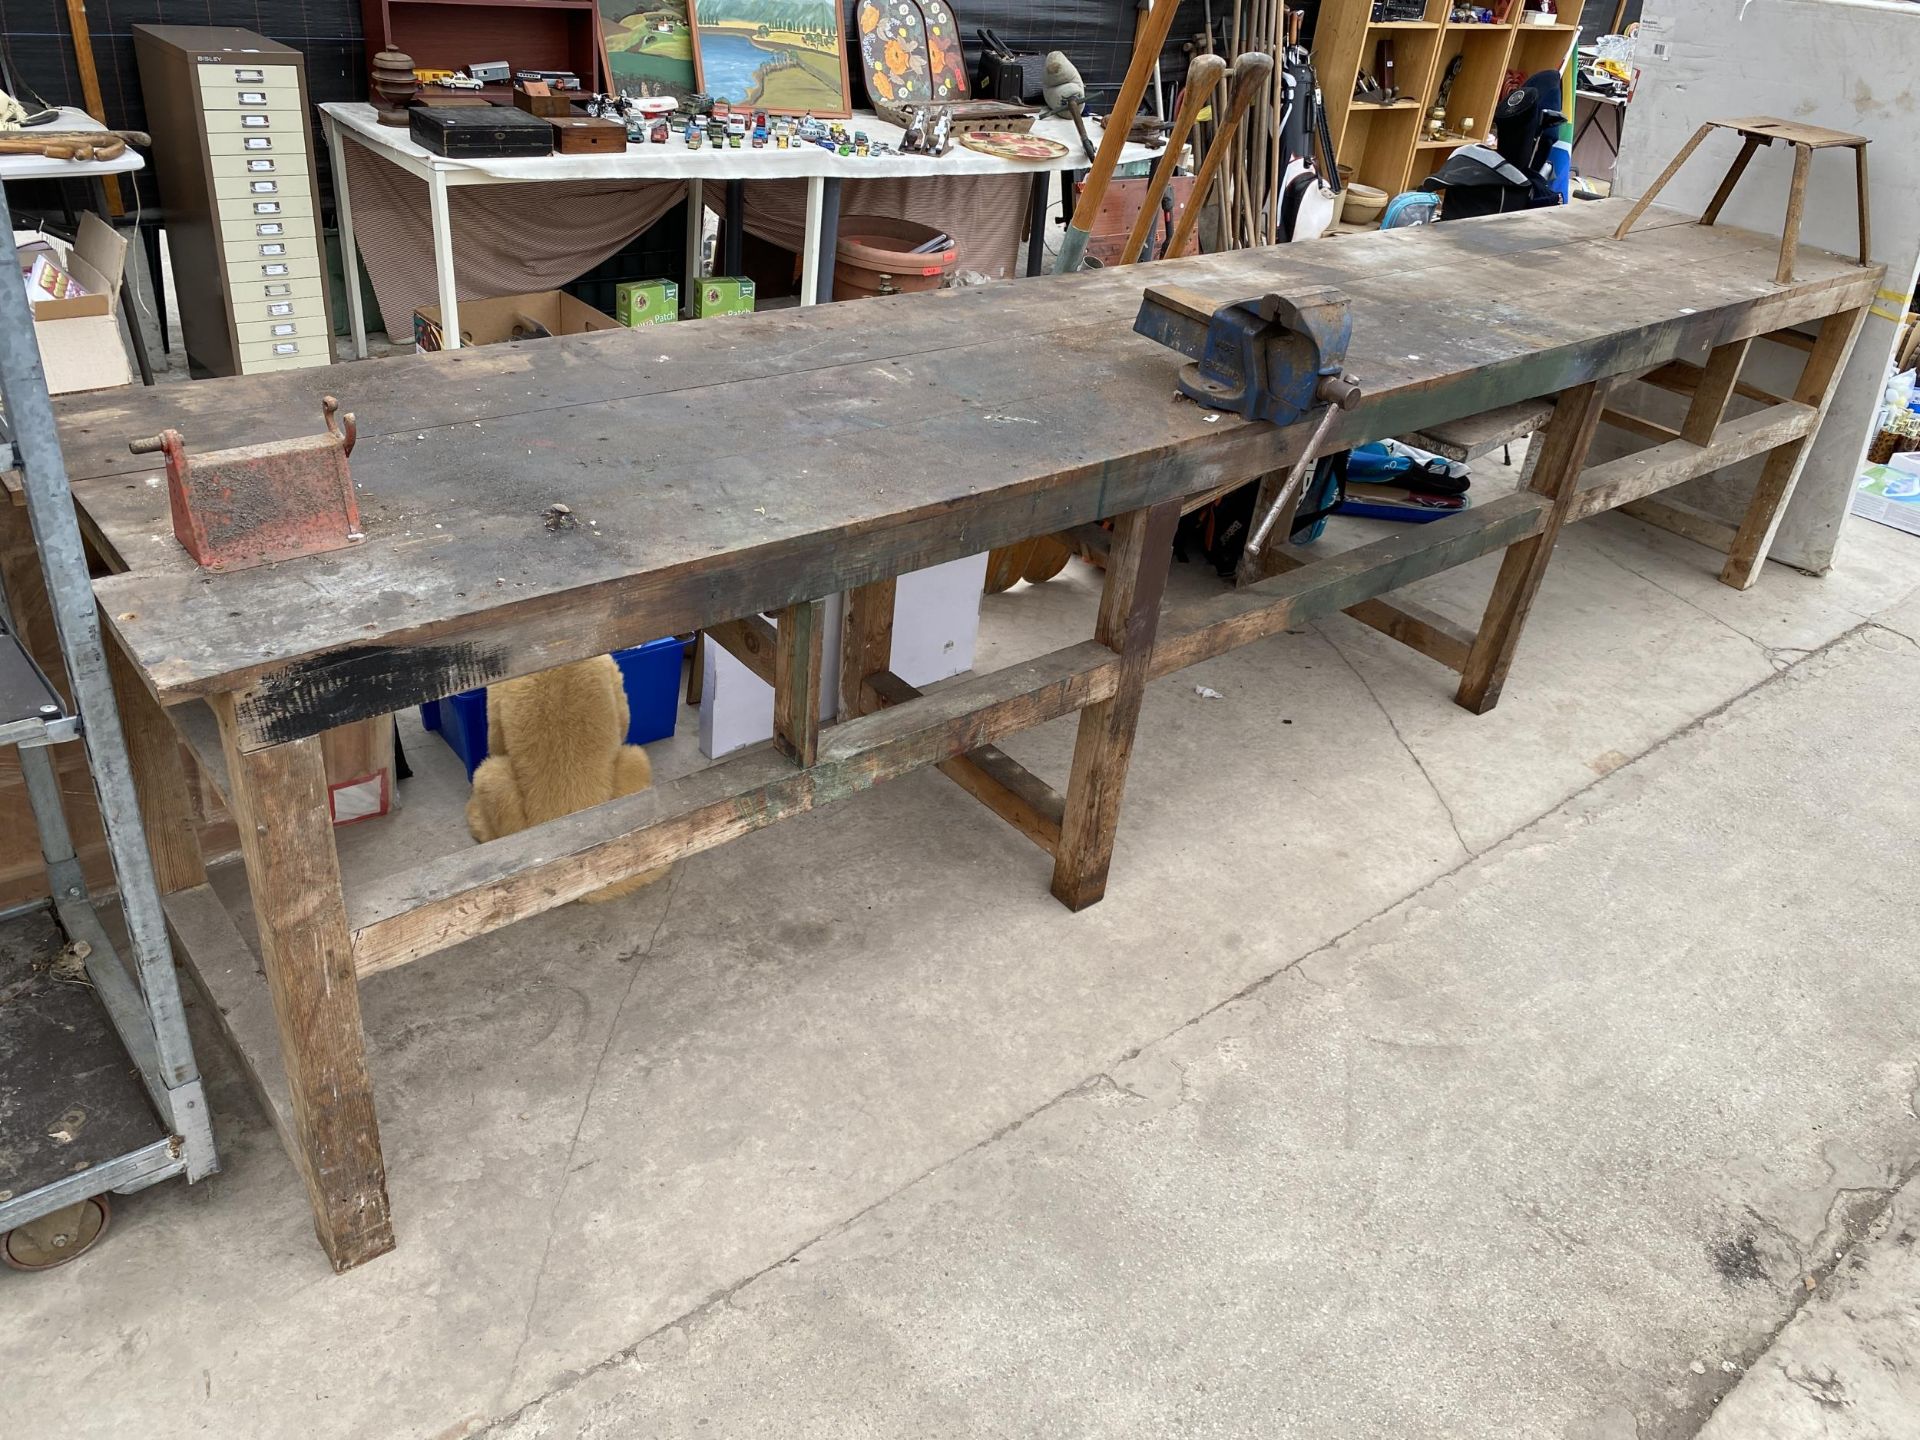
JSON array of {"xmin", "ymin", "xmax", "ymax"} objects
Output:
[{"xmin": 238, "ymin": 640, "xmax": 507, "ymax": 745}]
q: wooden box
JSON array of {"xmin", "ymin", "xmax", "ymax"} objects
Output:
[
  {"xmin": 409, "ymin": 105, "xmax": 554, "ymax": 157},
  {"xmin": 513, "ymin": 85, "xmax": 574, "ymax": 119},
  {"xmin": 1078, "ymin": 175, "xmax": 1202, "ymax": 266},
  {"xmin": 550, "ymin": 116, "xmax": 627, "ymax": 154}
]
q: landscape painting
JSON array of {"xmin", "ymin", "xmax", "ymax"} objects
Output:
[
  {"xmin": 601, "ymin": 0, "xmax": 699, "ymax": 102},
  {"xmin": 690, "ymin": 0, "xmax": 853, "ymax": 116}
]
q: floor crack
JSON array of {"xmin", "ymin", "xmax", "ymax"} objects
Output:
[
  {"xmin": 1314, "ymin": 620, "xmax": 1473, "ymax": 858},
  {"xmin": 1597, "ymin": 547, "xmax": 1780, "ymax": 660},
  {"xmin": 482, "ymin": 618, "xmax": 1896, "ymax": 1438},
  {"xmin": 497, "ymin": 863, "xmax": 685, "ymax": 1407}
]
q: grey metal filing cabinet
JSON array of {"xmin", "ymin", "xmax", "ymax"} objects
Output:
[{"xmin": 134, "ymin": 25, "xmax": 335, "ymax": 378}]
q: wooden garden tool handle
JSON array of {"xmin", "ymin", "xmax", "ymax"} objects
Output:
[
  {"xmin": 1165, "ymin": 51, "xmax": 1274, "ymax": 259},
  {"xmin": 1119, "ymin": 53, "xmax": 1227, "ymax": 266},
  {"xmin": 15, "ymin": 128, "xmax": 151, "ymax": 146},
  {"xmin": 1052, "ymin": 0, "xmax": 1184, "ymax": 274},
  {"xmin": 0, "ymin": 135, "xmax": 127, "ymax": 161}
]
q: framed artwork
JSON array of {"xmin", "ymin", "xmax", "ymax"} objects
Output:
[
  {"xmin": 857, "ymin": 0, "xmax": 967, "ymax": 108},
  {"xmin": 690, "ymin": 0, "xmax": 853, "ymax": 117},
  {"xmin": 600, "ymin": 0, "xmax": 700, "ymax": 102}
]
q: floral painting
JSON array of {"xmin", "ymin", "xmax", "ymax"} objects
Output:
[{"xmin": 857, "ymin": 0, "xmax": 968, "ymax": 107}]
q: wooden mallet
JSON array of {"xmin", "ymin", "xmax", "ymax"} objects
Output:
[
  {"xmin": 1165, "ymin": 50, "xmax": 1274, "ymax": 258},
  {"xmin": 1119, "ymin": 53, "xmax": 1226, "ymax": 265},
  {"xmin": 1052, "ymin": 0, "xmax": 1184, "ymax": 274}
]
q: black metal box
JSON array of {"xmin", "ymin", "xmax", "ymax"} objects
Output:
[{"xmin": 409, "ymin": 105, "xmax": 554, "ymax": 157}]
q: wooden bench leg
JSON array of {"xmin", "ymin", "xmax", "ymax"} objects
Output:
[
  {"xmin": 106, "ymin": 631, "xmax": 207, "ymax": 895},
  {"xmin": 772, "ymin": 597, "xmax": 825, "ymax": 765},
  {"xmin": 1720, "ymin": 306, "xmax": 1868, "ymax": 591},
  {"xmin": 839, "ymin": 578, "xmax": 896, "ymax": 720},
  {"xmin": 1614, "ymin": 123, "xmax": 1712, "ymax": 240},
  {"xmin": 1776, "ymin": 141, "xmax": 1813, "ymax": 284},
  {"xmin": 212, "ymin": 694, "xmax": 394, "ymax": 1272},
  {"xmin": 1050, "ymin": 499, "xmax": 1179, "ymax": 911},
  {"xmin": 1680, "ymin": 336, "xmax": 1755, "ymax": 446},
  {"xmin": 1455, "ymin": 380, "xmax": 1611, "ymax": 716}
]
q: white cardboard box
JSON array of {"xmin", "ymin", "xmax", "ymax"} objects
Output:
[
  {"xmin": 22, "ymin": 214, "xmax": 131, "ymax": 395},
  {"xmin": 698, "ymin": 553, "xmax": 991, "ymax": 760}
]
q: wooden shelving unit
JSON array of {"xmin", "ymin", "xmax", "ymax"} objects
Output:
[
  {"xmin": 1314, "ymin": 0, "xmax": 1579, "ymax": 198},
  {"xmin": 363, "ymin": 0, "xmax": 607, "ymax": 99}
]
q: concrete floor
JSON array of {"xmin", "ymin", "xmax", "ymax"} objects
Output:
[{"xmin": 5, "ymin": 471, "xmax": 1918, "ymax": 1437}]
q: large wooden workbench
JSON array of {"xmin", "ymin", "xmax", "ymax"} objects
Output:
[{"xmin": 38, "ymin": 200, "xmax": 1878, "ymax": 1271}]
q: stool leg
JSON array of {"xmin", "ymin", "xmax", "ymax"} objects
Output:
[
  {"xmin": 1776, "ymin": 142, "xmax": 1812, "ymax": 285},
  {"xmin": 1700, "ymin": 135, "xmax": 1763, "ymax": 227},
  {"xmin": 1614, "ymin": 123, "xmax": 1712, "ymax": 241},
  {"xmin": 1854, "ymin": 143, "xmax": 1872, "ymax": 265},
  {"xmin": 685, "ymin": 631, "xmax": 705, "ymax": 706}
]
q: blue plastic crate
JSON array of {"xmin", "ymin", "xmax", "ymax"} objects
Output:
[{"xmin": 420, "ymin": 635, "xmax": 688, "ymax": 781}]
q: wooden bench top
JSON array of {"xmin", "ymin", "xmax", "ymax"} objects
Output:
[{"xmin": 54, "ymin": 201, "xmax": 1878, "ymax": 748}]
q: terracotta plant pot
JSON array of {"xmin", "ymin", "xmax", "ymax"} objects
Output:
[{"xmin": 832, "ymin": 215, "xmax": 959, "ymax": 301}]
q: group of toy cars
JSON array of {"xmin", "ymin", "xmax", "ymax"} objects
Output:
[
  {"xmin": 414, "ymin": 64, "xmax": 582, "ymax": 91},
  {"xmin": 580, "ymin": 92, "xmax": 891, "ymax": 155}
]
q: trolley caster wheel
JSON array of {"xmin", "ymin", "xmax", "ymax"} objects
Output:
[{"xmin": 2, "ymin": 1194, "xmax": 111, "ymax": 1271}]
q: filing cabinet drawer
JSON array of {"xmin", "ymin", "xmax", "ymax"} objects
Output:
[
  {"xmin": 199, "ymin": 82, "xmax": 304, "ymax": 112},
  {"xmin": 218, "ymin": 213, "xmax": 317, "ymax": 245},
  {"xmin": 207, "ymin": 130, "xmax": 304, "ymax": 158},
  {"xmin": 234, "ymin": 302, "xmax": 326, "ymax": 337},
  {"xmin": 204, "ymin": 109, "xmax": 296, "ymax": 136},
  {"xmin": 238, "ymin": 336, "xmax": 327, "ymax": 369},
  {"xmin": 229, "ymin": 252, "xmax": 324, "ymax": 285},
  {"xmin": 197, "ymin": 63, "xmax": 302, "ymax": 101},
  {"xmin": 213, "ymin": 172, "xmax": 313, "ymax": 205},
  {"xmin": 239, "ymin": 348, "xmax": 331, "ymax": 376},
  {"xmin": 230, "ymin": 274, "xmax": 325, "ymax": 309},
  {"xmin": 236, "ymin": 313, "xmax": 324, "ymax": 346},
  {"xmin": 214, "ymin": 191, "xmax": 315, "ymax": 225},
  {"xmin": 224, "ymin": 236, "xmax": 320, "ymax": 268},
  {"xmin": 210, "ymin": 150, "xmax": 311, "ymax": 182}
]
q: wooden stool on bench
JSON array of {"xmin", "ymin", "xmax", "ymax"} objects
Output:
[{"xmin": 1614, "ymin": 116, "xmax": 1870, "ymax": 284}]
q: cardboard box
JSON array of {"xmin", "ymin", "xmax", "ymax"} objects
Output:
[
  {"xmin": 23, "ymin": 214, "xmax": 131, "ymax": 395},
  {"xmin": 1852, "ymin": 461, "xmax": 1920, "ymax": 538},
  {"xmin": 412, "ymin": 288, "xmax": 621, "ymax": 353},
  {"xmin": 692, "ymin": 276, "xmax": 755, "ymax": 320},
  {"xmin": 614, "ymin": 278, "xmax": 679, "ymax": 327}
]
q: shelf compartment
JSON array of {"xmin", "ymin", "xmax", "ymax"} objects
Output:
[
  {"xmin": 1431, "ymin": 21, "xmax": 1516, "ymax": 141},
  {"xmin": 1508, "ymin": 24, "xmax": 1581, "ymax": 85},
  {"xmin": 366, "ymin": 0, "xmax": 605, "ymax": 92},
  {"xmin": 1344, "ymin": 103, "xmax": 1424, "ymax": 196}
]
